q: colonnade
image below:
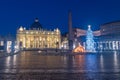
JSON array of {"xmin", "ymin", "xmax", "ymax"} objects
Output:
[{"xmin": 95, "ymin": 41, "xmax": 120, "ymax": 50}]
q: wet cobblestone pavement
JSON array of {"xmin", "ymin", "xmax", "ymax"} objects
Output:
[
  {"xmin": 0, "ymin": 51, "xmax": 120, "ymax": 80},
  {"xmin": 0, "ymin": 72, "xmax": 120, "ymax": 80}
]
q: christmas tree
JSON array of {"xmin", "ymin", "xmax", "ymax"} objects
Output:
[{"xmin": 86, "ymin": 25, "xmax": 96, "ymax": 52}]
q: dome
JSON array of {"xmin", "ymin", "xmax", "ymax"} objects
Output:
[
  {"xmin": 30, "ymin": 18, "xmax": 42, "ymax": 30},
  {"xmin": 19, "ymin": 26, "xmax": 24, "ymax": 31}
]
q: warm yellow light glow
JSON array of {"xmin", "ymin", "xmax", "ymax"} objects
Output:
[
  {"xmin": 17, "ymin": 26, "xmax": 61, "ymax": 49},
  {"xmin": 73, "ymin": 45, "xmax": 85, "ymax": 53},
  {"xmin": 19, "ymin": 26, "xmax": 24, "ymax": 31}
]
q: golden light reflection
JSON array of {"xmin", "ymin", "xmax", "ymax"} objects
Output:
[
  {"xmin": 73, "ymin": 55, "xmax": 85, "ymax": 69},
  {"xmin": 6, "ymin": 56, "xmax": 11, "ymax": 67},
  {"xmin": 13, "ymin": 55, "xmax": 17, "ymax": 66}
]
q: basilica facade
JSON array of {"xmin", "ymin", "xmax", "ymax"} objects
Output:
[{"xmin": 17, "ymin": 18, "xmax": 61, "ymax": 49}]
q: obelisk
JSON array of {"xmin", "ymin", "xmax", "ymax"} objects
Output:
[{"xmin": 68, "ymin": 11, "xmax": 73, "ymax": 50}]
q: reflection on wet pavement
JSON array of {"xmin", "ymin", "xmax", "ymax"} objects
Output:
[{"xmin": 0, "ymin": 51, "xmax": 120, "ymax": 80}]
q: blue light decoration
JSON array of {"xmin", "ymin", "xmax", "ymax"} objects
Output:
[{"xmin": 86, "ymin": 25, "xmax": 96, "ymax": 52}]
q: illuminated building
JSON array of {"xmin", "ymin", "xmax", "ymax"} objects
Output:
[
  {"xmin": 74, "ymin": 21, "xmax": 120, "ymax": 51},
  {"xmin": 0, "ymin": 36, "xmax": 4, "ymax": 51},
  {"xmin": 61, "ymin": 33, "xmax": 69, "ymax": 49},
  {"xmin": 61, "ymin": 37, "xmax": 69, "ymax": 49},
  {"xmin": 96, "ymin": 21, "xmax": 120, "ymax": 51},
  {"xmin": 17, "ymin": 18, "xmax": 61, "ymax": 49},
  {"xmin": 0, "ymin": 35, "xmax": 18, "ymax": 53}
]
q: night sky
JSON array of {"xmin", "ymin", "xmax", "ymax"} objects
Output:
[{"xmin": 1, "ymin": 0, "xmax": 120, "ymax": 36}]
